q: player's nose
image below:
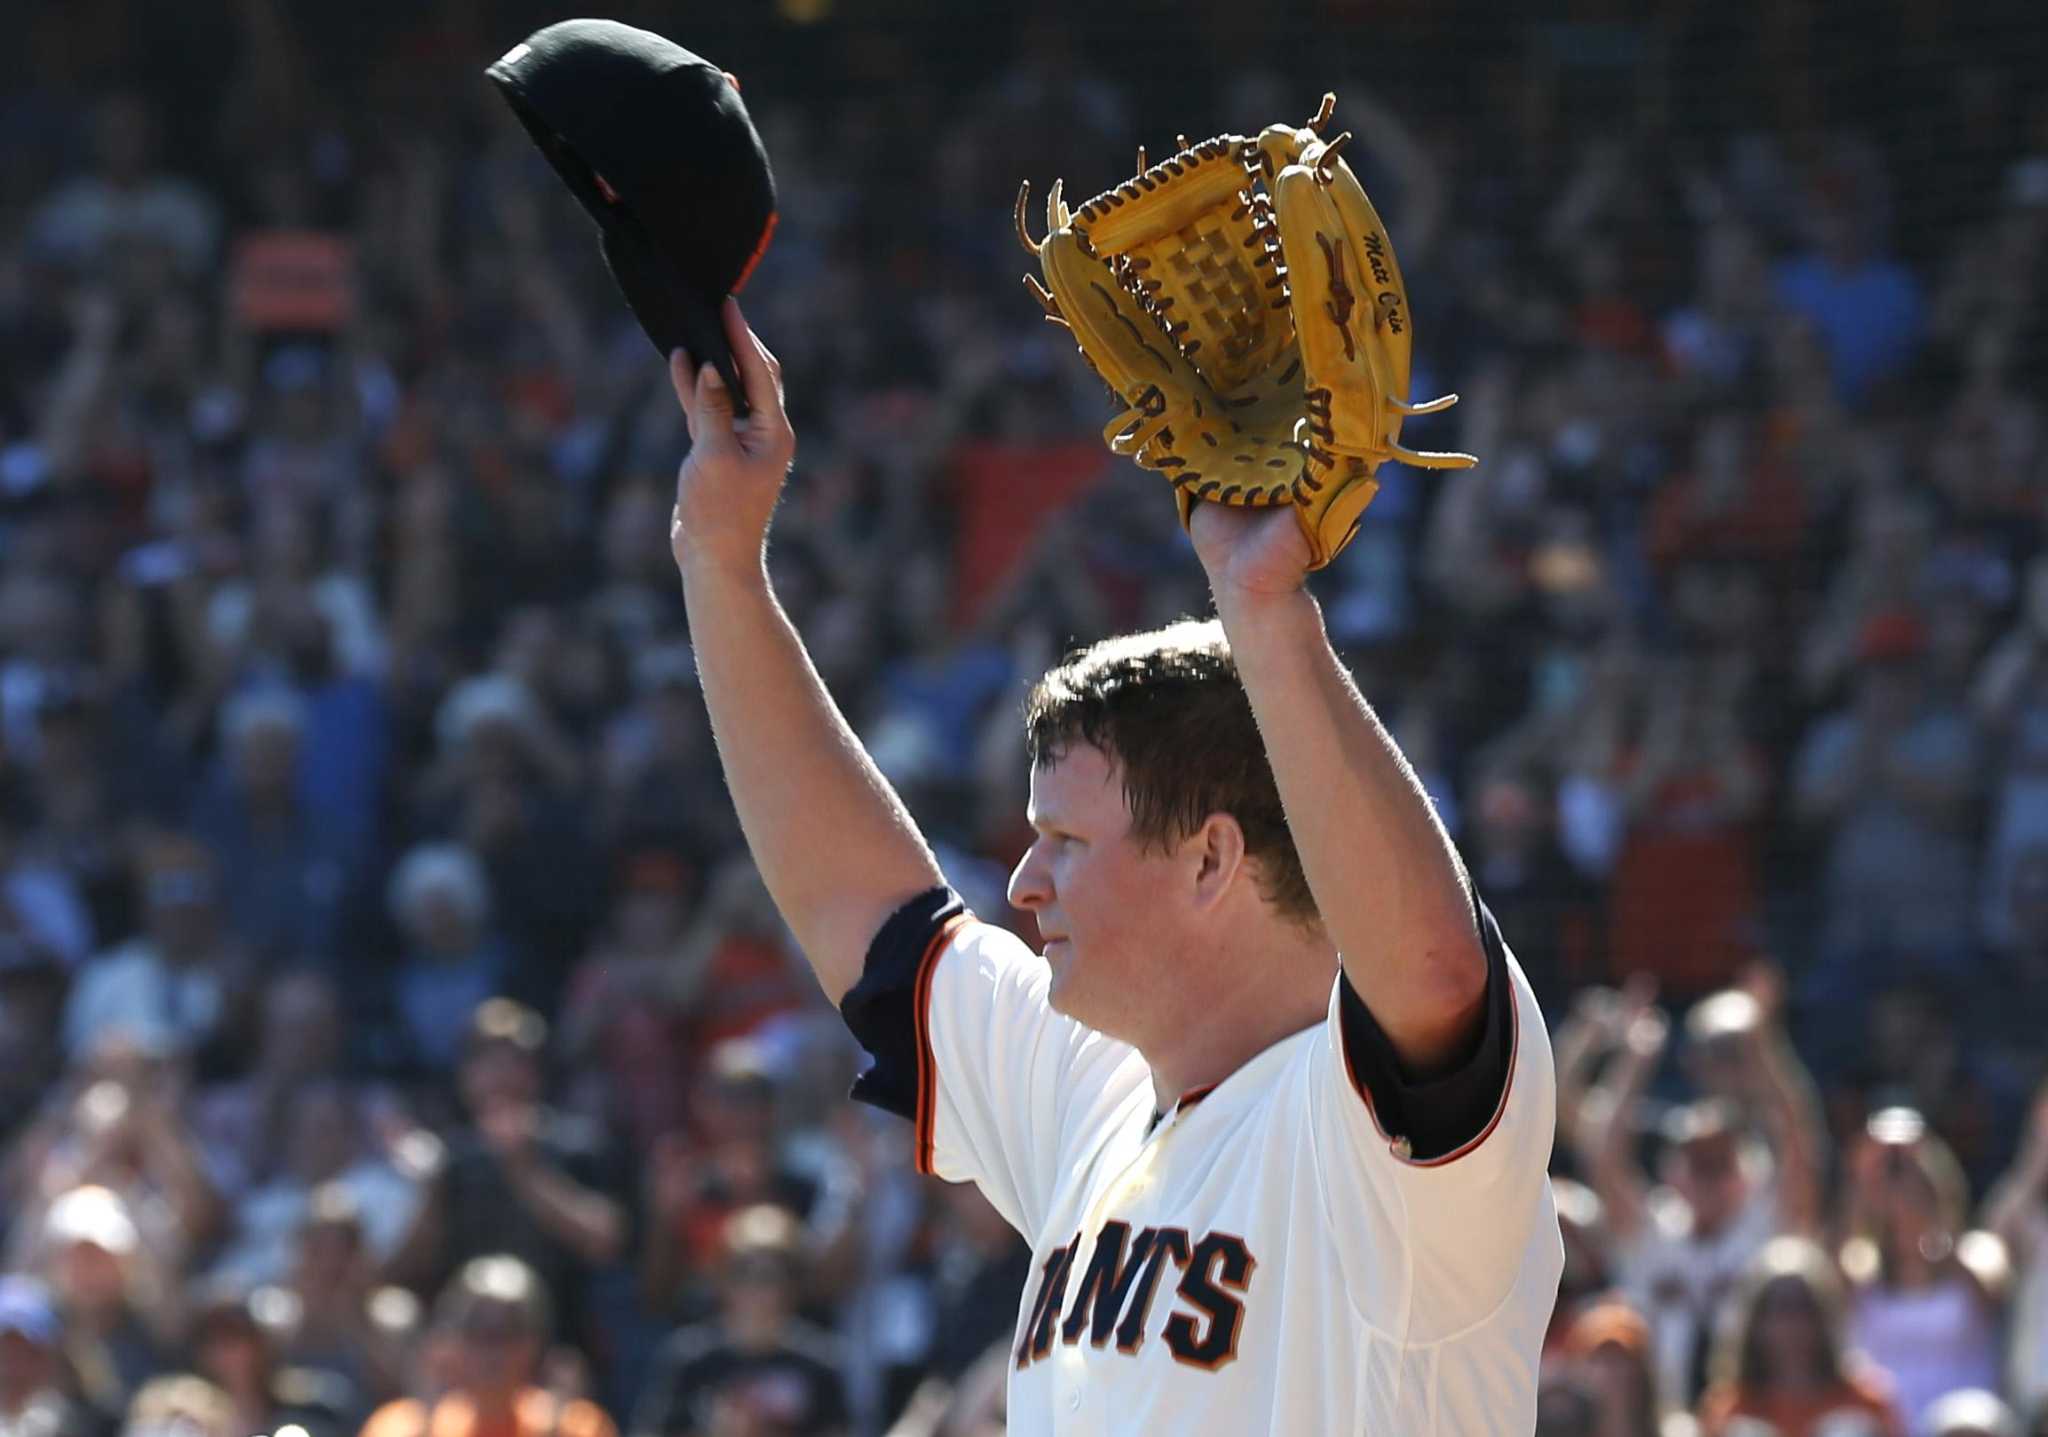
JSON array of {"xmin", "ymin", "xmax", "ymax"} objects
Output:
[{"xmin": 1007, "ymin": 842, "xmax": 1051, "ymax": 912}]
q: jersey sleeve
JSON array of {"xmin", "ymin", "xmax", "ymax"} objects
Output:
[
  {"xmin": 840, "ymin": 886, "xmax": 1144, "ymax": 1236},
  {"xmin": 1307, "ymin": 897, "xmax": 1562, "ymax": 1340}
]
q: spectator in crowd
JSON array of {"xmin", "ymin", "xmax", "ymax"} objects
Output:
[
  {"xmin": 383, "ymin": 846, "xmax": 510, "ymax": 1075},
  {"xmin": 413, "ymin": 678, "xmax": 592, "ymax": 1014},
  {"xmin": 187, "ymin": 687, "xmax": 358, "ymax": 963},
  {"xmin": 1986, "ymin": 1088, "xmax": 2048, "ymax": 1417},
  {"xmin": 639, "ymin": 1041, "xmax": 823, "ymax": 1324},
  {"xmin": 0, "ymin": 786, "xmax": 94, "ymax": 976},
  {"xmin": 1462, "ymin": 769, "xmax": 1594, "ymax": 1012},
  {"xmin": 1598, "ymin": 654, "xmax": 1769, "ymax": 1003},
  {"xmin": 26, "ymin": 91, "xmax": 221, "ymax": 279},
  {"xmin": 1973, "ymin": 842, "xmax": 2048, "ymax": 1087},
  {"xmin": 632, "ymin": 1207, "xmax": 848, "ymax": 1437},
  {"xmin": 271, "ymin": 1185, "xmax": 409, "ymax": 1422},
  {"xmin": 27, "ymin": 674, "xmax": 177, "ymax": 939},
  {"xmin": 182, "ymin": 1279, "xmax": 354, "ymax": 1437},
  {"xmin": 880, "ymin": 1341, "xmax": 1007, "ymax": 1437},
  {"xmin": 661, "ymin": 862, "xmax": 810, "ymax": 1056},
  {"xmin": 1534, "ymin": 1370, "xmax": 1605, "ymax": 1437},
  {"xmin": 1546, "ymin": 1177, "xmax": 1618, "ymax": 1354},
  {"xmin": 0, "ymin": 940, "xmax": 73, "ymax": 1156},
  {"xmin": 190, "ymin": 967, "xmax": 351, "ymax": 1200},
  {"xmin": 905, "ymin": 1187, "xmax": 1029, "ymax": 1398},
  {"xmin": 597, "ymin": 644, "xmax": 736, "ymax": 866},
  {"xmin": 1840, "ymin": 1111, "xmax": 2008, "ymax": 1436},
  {"xmin": 62, "ymin": 836, "xmax": 248, "ymax": 1069},
  {"xmin": 1574, "ymin": 978, "xmax": 1826, "ymax": 1412},
  {"xmin": 206, "ymin": 1079, "xmax": 420, "ymax": 1289},
  {"xmin": 34, "ymin": 1186, "xmax": 171, "ymax": 1428},
  {"xmin": 1794, "ymin": 607, "xmax": 1983, "ymax": 964},
  {"xmin": 357, "ymin": 1255, "xmax": 614, "ymax": 1437},
  {"xmin": 558, "ymin": 850, "xmax": 700, "ymax": 1152},
  {"xmin": 1975, "ymin": 558, "xmax": 2048, "ymax": 1041},
  {"xmin": 1695, "ymin": 1236, "xmax": 1905, "ymax": 1437},
  {"xmin": 5, "ymin": 1036, "xmax": 225, "ymax": 1272},
  {"xmin": 1550, "ymin": 1301, "xmax": 1669, "ymax": 1437},
  {"xmin": 389, "ymin": 1001, "xmax": 625, "ymax": 1361},
  {"xmin": 1816, "ymin": 977, "xmax": 2029, "ymax": 1196},
  {"xmin": 119, "ymin": 1374, "xmax": 238, "ymax": 1437},
  {"xmin": 0, "ymin": 1275, "xmax": 90, "ymax": 1437}
]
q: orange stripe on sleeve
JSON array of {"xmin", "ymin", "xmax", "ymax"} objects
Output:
[
  {"xmin": 1406, "ymin": 986, "xmax": 1519, "ymax": 1168},
  {"xmin": 911, "ymin": 913, "xmax": 972, "ymax": 1176}
]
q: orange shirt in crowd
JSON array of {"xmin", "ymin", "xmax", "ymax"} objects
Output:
[
  {"xmin": 359, "ymin": 1390, "xmax": 617, "ymax": 1437},
  {"xmin": 1696, "ymin": 1371, "xmax": 1905, "ymax": 1437}
]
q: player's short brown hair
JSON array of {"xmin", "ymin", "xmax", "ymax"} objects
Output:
[{"xmin": 1023, "ymin": 619, "xmax": 1317, "ymax": 924}]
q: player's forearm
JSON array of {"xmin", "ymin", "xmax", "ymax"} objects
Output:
[
  {"xmin": 680, "ymin": 553, "xmax": 945, "ymax": 1005},
  {"xmin": 1212, "ymin": 586, "xmax": 1484, "ymax": 1067}
]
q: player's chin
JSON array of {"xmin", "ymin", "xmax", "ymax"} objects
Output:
[
  {"xmin": 1047, "ymin": 947, "xmax": 1116, "ymax": 1032},
  {"xmin": 1043, "ymin": 939, "xmax": 1082, "ymax": 1014}
]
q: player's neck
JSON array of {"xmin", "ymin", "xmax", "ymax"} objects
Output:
[{"xmin": 1143, "ymin": 921, "xmax": 1332, "ymax": 1113}]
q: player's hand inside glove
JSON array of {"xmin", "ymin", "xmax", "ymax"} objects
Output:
[{"xmin": 1188, "ymin": 500, "xmax": 1316, "ymax": 605}]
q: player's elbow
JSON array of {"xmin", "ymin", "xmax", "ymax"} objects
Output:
[
  {"xmin": 1407, "ymin": 922, "xmax": 1487, "ymax": 1017},
  {"xmin": 1389, "ymin": 935, "xmax": 1490, "ymax": 1070},
  {"xmin": 1438, "ymin": 937, "xmax": 1490, "ymax": 1019}
]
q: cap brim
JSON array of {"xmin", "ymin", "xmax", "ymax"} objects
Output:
[{"xmin": 601, "ymin": 222, "xmax": 748, "ymax": 417}]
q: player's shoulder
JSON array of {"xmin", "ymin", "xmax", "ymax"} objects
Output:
[{"xmin": 944, "ymin": 910, "xmax": 1042, "ymax": 969}]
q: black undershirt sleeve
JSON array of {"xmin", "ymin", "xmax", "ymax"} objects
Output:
[
  {"xmin": 1335, "ymin": 897, "xmax": 1515, "ymax": 1162},
  {"xmin": 840, "ymin": 885, "xmax": 964, "ymax": 1121}
]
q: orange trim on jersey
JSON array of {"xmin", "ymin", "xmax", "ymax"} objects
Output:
[
  {"xmin": 731, "ymin": 211, "xmax": 778, "ymax": 295},
  {"xmin": 911, "ymin": 912, "xmax": 973, "ymax": 1175},
  {"xmin": 1338, "ymin": 968, "xmax": 1520, "ymax": 1168},
  {"xmin": 1176, "ymin": 1083, "xmax": 1219, "ymax": 1113}
]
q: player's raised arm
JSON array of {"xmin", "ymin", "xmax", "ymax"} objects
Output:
[
  {"xmin": 1188, "ymin": 503, "xmax": 1487, "ymax": 1072},
  {"xmin": 669, "ymin": 298, "xmax": 944, "ymax": 1005}
]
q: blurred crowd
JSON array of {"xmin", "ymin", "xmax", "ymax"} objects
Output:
[{"xmin": 0, "ymin": 1, "xmax": 2045, "ymax": 1435}]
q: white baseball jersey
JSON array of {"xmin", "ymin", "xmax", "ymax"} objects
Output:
[{"xmin": 843, "ymin": 890, "xmax": 1562, "ymax": 1434}]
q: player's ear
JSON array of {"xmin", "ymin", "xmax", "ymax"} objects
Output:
[{"xmin": 1188, "ymin": 812, "xmax": 1247, "ymax": 906}]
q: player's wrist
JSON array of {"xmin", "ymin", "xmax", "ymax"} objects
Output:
[
  {"xmin": 672, "ymin": 528, "xmax": 771, "ymax": 589},
  {"xmin": 1209, "ymin": 580, "xmax": 1319, "ymax": 638}
]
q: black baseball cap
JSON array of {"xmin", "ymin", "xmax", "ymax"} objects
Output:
[{"xmin": 486, "ymin": 19, "xmax": 777, "ymax": 410}]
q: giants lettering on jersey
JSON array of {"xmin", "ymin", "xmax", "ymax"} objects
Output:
[{"xmin": 1015, "ymin": 1223, "xmax": 1257, "ymax": 1373}]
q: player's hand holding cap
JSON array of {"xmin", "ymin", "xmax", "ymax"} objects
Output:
[{"xmin": 486, "ymin": 18, "xmax": 777, "ymax": 411}]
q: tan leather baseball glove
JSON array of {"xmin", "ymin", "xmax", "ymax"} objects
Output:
[{"xmin": 1018, "ymin": 94, "xmax": 1476, "ymax": 569}]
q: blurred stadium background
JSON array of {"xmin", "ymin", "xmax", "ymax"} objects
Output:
[{"xmin": 0, "ymin": 1, "xmax": 2046, "ymax": 1435}]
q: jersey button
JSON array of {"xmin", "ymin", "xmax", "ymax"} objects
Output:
[{"xmin": 1389, "ymin": 1135, "xmax": 1412, "ymax": 1160}]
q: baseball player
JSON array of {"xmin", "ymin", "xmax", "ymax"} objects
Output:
[{"xmin": 666, "ymin": 298, "xmax": 1561, "ymax": 1433}]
